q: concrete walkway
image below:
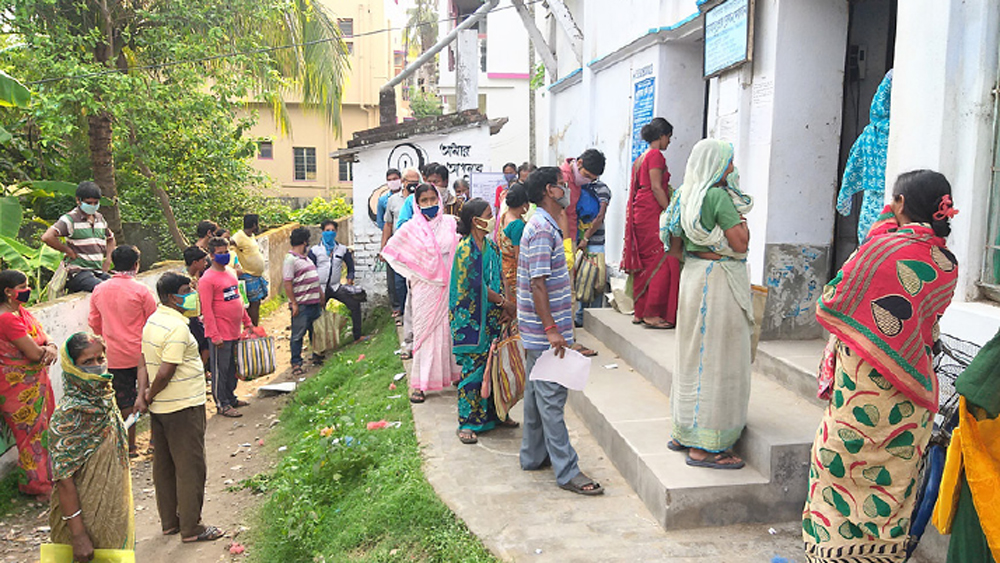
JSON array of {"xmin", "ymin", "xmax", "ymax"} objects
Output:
[{"xmin": 407, "ymin": 357, "xmax": 806, "ymax": 562}]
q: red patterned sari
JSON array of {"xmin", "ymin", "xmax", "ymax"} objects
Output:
[{"xmin": 0, "ymin": 306, "xmax": 55, "ymax": 496}]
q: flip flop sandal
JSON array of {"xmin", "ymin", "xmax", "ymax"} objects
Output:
[
  {"xmin": 631, "ymin": 318, "xmax": 644, "ymax": 325},
  {"xmin": 395, "ymin": 318, "xmax": 403, "ymax": 326},
  {"xmin": 182, "ymin": 525, "xmax": 225, "ymax": 543},
  {"xmin": 409, "ymin": 391, "xmax": 425, "ymax": 404},
  {"xmin": 559, "ymin": 472, "xmax": 604, "ymax": 496},
  {"xmin": 400, "ymin": 351, "xmax": 413, "ymax": 360},
  {"xmin": 499, "ymin": 418, "xmax": 520, "ymax": 428},
  {"xmin": 218, "ymin": 407, "xmax": 243, "ymax": 418},
  {"xmin": 292, "ymin": 366, "xmax": 305, "ymax": 376},
  {"xmin": 571, "ymin": 344, "xmax": 598, "ymax": 357},
  {"xmin": 456, "ymin": 429, "xmax": 478, "ymax": 444},
  {"xmin": 642, "ymin": 320, "xmax": 675, "ymax": 330},
  {"xmin": 233, "ymin": 399, "xmax": 250, "ymax": 408},
  {"xmin": 667, "ymin": 440, "xmax": 689, "ymax": 452},
  {"xmin": 162, "ymin": 527, "xmax": 180, "ymax": 536},
  {"xmin": 686, "ymin": 451, "xmax": 745, "ymax": 470}
]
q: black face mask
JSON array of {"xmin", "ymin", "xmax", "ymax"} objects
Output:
[{"xmin": 405, "ymin": 182, "xmax": 419, "ymax": 193}]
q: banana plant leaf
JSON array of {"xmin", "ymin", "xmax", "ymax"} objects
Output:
[
  {"xmin": 0, "ymin": 235, "xmax": 32, "ymax": 270},
  {"xmin": 29, "ymin": 242, "xmax": 62, "ymax": 272},
  {"xmin": 0, "ymin": 70, "xmax": 30, "ymax": 108},
  {"xmin": 0, "ymin": 195, "xmax": 22, "ymax": 238}
]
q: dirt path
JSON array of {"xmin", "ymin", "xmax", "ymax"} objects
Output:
[{"xmin": 0, "ymin": 306, "xmax": 316, "ymax": 563}]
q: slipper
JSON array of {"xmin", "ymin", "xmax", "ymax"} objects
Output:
[
  {"xmin": 129, "ymin": 450, "xmax": 140, "ymax": 459},
  {"xmin": 400, "ymin": 351, "xmax": 413, "ymax": 360},
  {"xmin": 456, "ymin": 428, "xmax": 478, "ymax": 444},
  {"xmin": 162, "ymin": 527, "xmax": 180, "ymax": 536},
  {"xmin": 395, "ymin": 318, "xmax": 403, "ymax": 326},
  {"xmin": 292, "ymin": 366, "xmax": 305, "ymax": 376},
  {"xmin": 409, "ymin": 391, "xmax": 425, "ymax": 404},
  {"xmin": 571, "ymin": 344, "xmax": 598, "ymax": 357},
  {"xmin": 642, "ymin": 320, "xmax": 675, "ymax": 330},
  {"xmin": 218, "ymin": 407, "xmax": 242, "ymax": 418},
  {"xmin": 667, "ymin": 440, "xmax": 689, "ymax": 452},
  {"xmin": 632, "ymin": 318, "xmax": 644, "ymax": 325},
  {"xmin": 686, "ymin": 451, "xmax": 745, "ymax": 470},
  {"xmin": 559, "ymin": 472, "xmax": 604, "ymax": 496},
  {"xmin": 499, "ymin": 418, "xmax": 520, "ymax": 428},
  {"xmin": 355, "ymin": 335, "xmax": 371, "ymax": 344},
  {"xmin": 233, "ymin": 399, "xmax": 250, "ymax": 408},
  {"xmin": 182, "ymin": 525, "xmax": 225, "ymax": 543}
]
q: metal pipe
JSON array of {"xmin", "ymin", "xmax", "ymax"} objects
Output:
[{"xmin": 381, "ymin": 0, "xmax": 499, "ymax": 93}]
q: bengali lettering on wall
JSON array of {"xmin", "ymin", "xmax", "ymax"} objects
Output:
[
  {"xmin": 703, "ymin": 0, "xmax": 752, "ymax": 78},
  {"xmin": 631, "ymin": 65, "xmax": 656, "ymax": 163}
]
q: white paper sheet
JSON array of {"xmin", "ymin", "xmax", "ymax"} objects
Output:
[{"xmin": 528, "ymin": 348, "xmax": 592, "ymax": 391}]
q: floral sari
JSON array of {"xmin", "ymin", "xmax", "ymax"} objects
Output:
[
  {"xmin": 0, "ymin": 306, "xmax": 54, "ymax": 496},
  {"xmin": 450, "ymin": 236, "xmax": 504, "ymax": 432}
]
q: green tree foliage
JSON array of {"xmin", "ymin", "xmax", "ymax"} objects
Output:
[
  {"xmin": 289, "ymin": 197, "xmax": 353, "ymax": 227},
  {"xmin": 0, "ymin": 0, "xmax": 350, "ymax": 258},
  {"xmin": 410, "ymin": 90, "xmax": 444, "ymax": 119}
]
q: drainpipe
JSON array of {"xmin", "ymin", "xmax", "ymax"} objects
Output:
[{"xmin": 379, "ymin": 0, "xmax": 499, "ymax": 126}]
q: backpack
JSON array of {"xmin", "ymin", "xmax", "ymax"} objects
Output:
[{"xmin": 576, "ymin": 181, "xmax": 603, "ymax": 224}]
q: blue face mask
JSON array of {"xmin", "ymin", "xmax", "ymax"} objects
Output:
[
  {"xmin": 322, "ymin": 230, "xmax": 337, "ymax": 246},
  {"xmin": 80, "ymin": 202, "xmax": 100, "ymax": 215},
  {"xmin": 504, "ymin": 173, "xmax": 517, "ymax": 184},
  {"xmin": 213, "ymin": 253, "xmax": 231, "ymax": 266},
  {"xmin": 420, "ymin": 205, "xmax": 439, "ymax": 219}
]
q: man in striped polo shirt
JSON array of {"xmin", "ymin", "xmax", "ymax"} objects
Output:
[
  {"xmin": 517, "ymin": 166, "xmax": 603, "ymax": 496},
  {"xmin": 42, "ymin": 181, "xmax": 115, "ymax": 293},
  {"xmin": 282, "ymin": 227, "xmax": 324, "ymax": 376}
]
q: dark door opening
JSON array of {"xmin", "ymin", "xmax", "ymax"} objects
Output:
[{"xmin": 832, "ymin": 0, "xmax": 897, "ymax": 271}]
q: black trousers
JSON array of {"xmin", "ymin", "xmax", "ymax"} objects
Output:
[{"xmin": 327, "ymin": 286, "xmax": 363, "ymax": 341}]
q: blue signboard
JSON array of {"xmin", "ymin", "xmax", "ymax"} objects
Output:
[
  {"xmin": 631, "ymin": 66, "xmax": 656, "ymax": 163},
  {"xmin": 704, "ymin": 0, "xmax": 752, "ymax": 78}
]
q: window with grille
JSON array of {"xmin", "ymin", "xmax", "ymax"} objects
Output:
[
  {"xmin": 339, "ymin": 158, "xmax": 353, "ymax": 182},
  {"xmin": 293, "ymin": 147, "xmax": 316, "ymax": 181},
  {"xmin": 981, "ymin": 52, "xmax": 1000, "ymax": 301},
  {"xmin": 338, "ymin": 18, "xmax": 353, "ymax": 38},
  {"xmin": 257, "ymin": 140, "xmax": 273, "ymax": 159}
]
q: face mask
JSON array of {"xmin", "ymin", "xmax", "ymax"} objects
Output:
[
  {"xmin": 322, "ymin": 230, "xmax": 337, "ymax": 246},
  {"xmin": 420, "ymin": 205, "xmax": 439, "ymax": 219},
  {"xmin": 474, "ymin": 216, "xmax": 495, "ymax": 233},
  {"xmin": 80, "ymin": 202, "xmax": 100, "ymax": 215},
  {"xmin": 213, "ymin": 253, "xmax": 231, "ymax": 266},
  {"xmin": 504, "ymin": 173, "xmax": 516, "ymax": 184},
  {"xmin": 174, "ymin": 291, "xmax": 199, "ymax": 317},
  {"xmin": 15, "ymin": 288, "xmax": 31, "ymax": 303},
  {"xmin": 551, "ymin": 184, "xmax": 571, "ymax": 209},
  {"xmin": 387, "ymin": 179, "xmax": 402, "ymax": 192},
  {"xmin": 457, "ymin": 192, "xmax": 468, "ymax": 202},
  {"xmin": 573, "ymin": 164, "xmax": 589, "ymax": 187},
  {"xmin": 405, "ymin": 182, "xmax": 418, "ymax": 193},
  {"xmin": 80, "ymin": 364, "xmax": 108, "ymax": 376}
]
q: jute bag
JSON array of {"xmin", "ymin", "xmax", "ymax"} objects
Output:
[{"xmin": 482, "ymin": 324, "xmax": 526, "ymax": 421}]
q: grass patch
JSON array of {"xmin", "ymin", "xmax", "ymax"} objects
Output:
[{"xmin": 247, "ymin": 310, "xmax": 498, "ymax": 563}]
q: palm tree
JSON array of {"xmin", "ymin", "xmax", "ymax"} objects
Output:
[
  {"xmin": 404, "ymin": 0, "xmax": 440, "ymax": 89},
  {"xmin": 8, "ymin": 0, "xmax": 350, "ymax": 242}
]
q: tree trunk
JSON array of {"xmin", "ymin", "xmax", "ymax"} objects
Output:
[{"xmin": 87, "ymin": 111, "xmax": 123, "ymax": 239}]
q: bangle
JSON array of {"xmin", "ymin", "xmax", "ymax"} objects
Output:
[
  {"xmin": 61, "ymin": 509, "xmax": 82, "ymax": 521},
  {"xmin": 543, "ymin": 324, "xmax": 558, "ymax": 333}
]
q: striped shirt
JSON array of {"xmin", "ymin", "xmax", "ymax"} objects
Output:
[
  {"xmin": 142, "ymin": 305, "xmax": 206, "ymax": 415},
  {"xmin": 283, "ymin": 250, "xmax": 323, "ymax": 305},
  {"xmin": 52, "ymin": 207, "xmax": 113, "ymax": 273},
  {"xmin": 516, "ymin": 207, "xmax": 574, "ymax": 350}
]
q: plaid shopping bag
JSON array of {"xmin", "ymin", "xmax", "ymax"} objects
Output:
[{"xmin": 483, "ymin": 324, "xmax": 526, "ymax": 421}]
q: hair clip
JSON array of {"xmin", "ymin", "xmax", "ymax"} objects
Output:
[{"xmin": 933, "ymin": 194, "xmax": 959, "ymax": 221}]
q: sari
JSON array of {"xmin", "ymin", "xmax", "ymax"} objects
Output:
[
  {"xmin": 49, "ymin": 345, "xmax": 134, "ymax": 550},
  {"xmin": 450, "ymin": 236, "xmax": 504, "ymax": 432},
  {"xmin": 803, "ymin": 208, "xmax": 958, "ymax": 562},
  {"xmin": 0, "ymin": 305, "xmax": 55, "ymax": 496},
  {"xmin": 497, "ymin": 216, "xmax": 525, "ymax": 301},
  {"xmin": 383, "ymin": 203, "xmax": 461, "ymax": 392},
  {"xmin": 665, "ymin": 139, "xmax": 754, "ymax": 453},
  {"xmin": 622, "ymin": 149, "xmax": 679, "ymax": 323},
  {"xmin": 933, "ymin": 329, "xmax": 1000, "ymax": 563}
]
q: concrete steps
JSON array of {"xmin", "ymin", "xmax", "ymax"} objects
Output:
[{"xmin": 570, "ymin": 308, "xmax": 825, "ymax": 530}]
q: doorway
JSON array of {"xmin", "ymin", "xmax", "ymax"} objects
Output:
[{"xmin": 832, "ymin": 0, "xmax": 897, "ymax": 271}]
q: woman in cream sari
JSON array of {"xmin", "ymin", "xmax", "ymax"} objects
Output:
[
  {"xmin": 49, "ymin": 333, "xmax": 134, "ymax": 561},
  {"xmin": 662, "ymin": 138, "xmax": 754, "ymax": 469}
]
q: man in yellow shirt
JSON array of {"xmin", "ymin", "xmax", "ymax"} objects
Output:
[
  {"xmin": 232, "ymin": 214, "xmax": 268, "ymax": 325},
  {"xmin": 142, "ymin": 272, "xmax": 224, "ymax": 544}
]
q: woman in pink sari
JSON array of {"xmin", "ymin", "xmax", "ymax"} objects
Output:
[
  {"xmin": 382, "ymin": 184, "xmax": 461, "ymax": 403},
  {"xmin": 622, "ymin": 117, "xmax": 680, "ymax": 329}
]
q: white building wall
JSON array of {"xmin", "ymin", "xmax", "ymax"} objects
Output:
[{"xmin": 887, "ymin": 0, "xmax": 1000, "ymax": 340}]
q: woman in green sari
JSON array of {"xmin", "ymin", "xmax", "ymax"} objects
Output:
[
  {"xmin": 49, "ymin": 333, "xmax": 134, "ymax": 561},
  {"xmin": 450, "ymin": 198, "xmax": 518, "ymax": 444}
]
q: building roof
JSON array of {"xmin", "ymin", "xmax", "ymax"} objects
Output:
[{"xmin": 330, "ymin": 110, "xmax": 506, "ymax": 160}]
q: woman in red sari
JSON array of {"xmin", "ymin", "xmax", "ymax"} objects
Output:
[
  {"xmin": 622, "ymin": 117, "xmax": 680, "ymax": 329},
  {"xmin": 0, "ymin": 269, "xmax": 58, "ymax": 498}
]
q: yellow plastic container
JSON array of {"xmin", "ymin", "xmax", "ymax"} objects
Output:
[{"xmin": 40, "ymin": 543, "xmax": 135, "ymax": 563}]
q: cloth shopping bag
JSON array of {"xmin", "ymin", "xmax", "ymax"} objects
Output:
[
  {"xmin": 483, "ymin": 324, "xmax": 527, "ymax": 421},
  {"xmin": 236, "ymin": 327, "xmax": 276, "ymax": 381}
]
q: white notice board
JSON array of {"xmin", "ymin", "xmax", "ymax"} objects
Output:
[
  {"xmin": 470, "ymin": 172, "xmax": 508, "ymax": 211},
  {"xmin": 703, "ymin": 0, "xmax": 753, "ymax": 78}
]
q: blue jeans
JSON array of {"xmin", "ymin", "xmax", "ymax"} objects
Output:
[
  {"xmin": 290, "ymin": 302, "xmax": 322, "ymax": 366},
  {"xmin": 394, "ymin": 271, "xmax": 408, "ymax": 315},
  {"xmin": 574, "ymin": 244, "xmax": 605, "ymax": 325}
]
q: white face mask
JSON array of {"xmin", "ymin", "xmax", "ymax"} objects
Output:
[{"xmin": 387, "ymin": 179, "xmax": 402, "ymax": 192}]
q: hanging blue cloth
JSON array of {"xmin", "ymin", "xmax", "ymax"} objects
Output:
[{"xmin": 838, "ymin": 69, "xmax": 893, "ymax": 240}]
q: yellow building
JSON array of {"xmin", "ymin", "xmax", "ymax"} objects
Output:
[{"xmin": 245, "ymin": 0, "xmax": 406, "ymax": 202}]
